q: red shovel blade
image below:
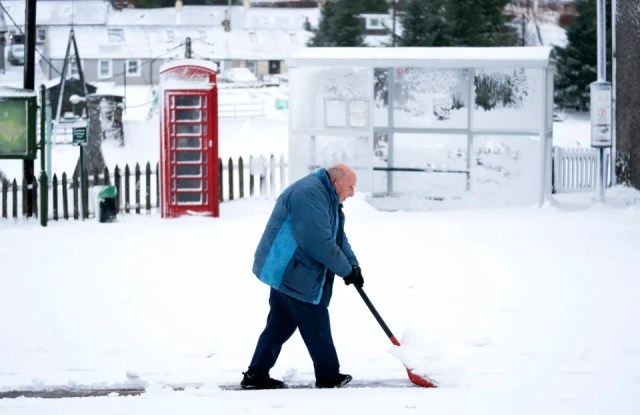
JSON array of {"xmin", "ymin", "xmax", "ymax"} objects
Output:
[
  {"xmin": 406, "ymin": 368, "xmax": 438, "ymax": 388},
  {"xmin": 391, "ymin": 335, "xmax": 438, "ymax": 388}
]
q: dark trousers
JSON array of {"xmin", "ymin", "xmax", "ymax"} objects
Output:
[{"xmin": 248, "ymin": 288, "xmax": 340, "ymax": 382}]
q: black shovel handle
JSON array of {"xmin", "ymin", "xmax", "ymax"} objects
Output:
[{"xmin": 354, "ymin": 285, "xmax": 401, "ymax": 346}]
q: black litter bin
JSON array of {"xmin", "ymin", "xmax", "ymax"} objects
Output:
[{"xmin": 98, "ymin": 185, "xmax": 118, "ymax": 223}]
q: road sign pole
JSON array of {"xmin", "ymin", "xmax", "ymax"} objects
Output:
[
  {"xmin": 80, "ymin": 145, "xmax": 84, "ymax": 220},
  {"xmin": 592, "ymin": 0, "xmax": 610, "ymax": 203},
  {"xmin": 599, "ymin": 147, "xmax": 605, "ymax": 202},
  {"xmin": 72, "ymin": 124, "xmax": 87, "ymax": 220},
  {"xmin": 590, "ymin": 81, "xmax": 612, "ymax": 204}
]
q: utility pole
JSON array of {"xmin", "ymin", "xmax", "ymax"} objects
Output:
[
  {"xmin": 590, "ymin": 0, "xmax": 613, "ymax": 203},
  {"xmin": 185, "ymin": 37, "xmax": 192, "ymax": 59},
  {"xmin": 391, "ymin": 0, "xmax": 396, "ymax": 47},
  {"xmin": 23, "ymin": 0, "xmax": 36, "ymax": 217},
  {"xmin": 610, "ymin": 0, "xmax": 617, "ymax": 185}
]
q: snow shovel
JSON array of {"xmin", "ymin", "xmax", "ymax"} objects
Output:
[{"xmin": 354, "ymin": 285, "xmax": 438, "ymax": 388}]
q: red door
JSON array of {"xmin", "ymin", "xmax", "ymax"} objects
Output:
[{"xmin": 162, "ymin": 91, "xmax": 218, "ymax": 217}]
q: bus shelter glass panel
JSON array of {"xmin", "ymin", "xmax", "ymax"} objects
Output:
[
  {"xmin": 389, "ymin": 68, "xmax": 470, "ymax": 129},
  {"xmin": 310, "ymin": 134, "xmax": 372, "ymax": 186},
  {"xmin": 374, "ymin": 133, "xmax": 468, "ymax": 197},
  {"xmin": 473, "ymin": 134, "xmax": 540, "ymax": 205},
  {"xmin": 311, "ymin": 135, "xmax": 370, "ymax": 168},
  {"xmin": 472, "ymin": 68, "xmax": 544, "ymax": 132},
  {"xmin": 373, "ymin": 68, "xmax": 389, "ymax": 128},
  {"xmin": 290, "ymin": 67, "xmax": 371, "ymax": 130},
  {"xmin": 170, "ymin": 94, "xmax": 209, "ymax": 204},
  {"xmin": 546, "ymin": 68, "xmax": 554, "ymax": 131}
]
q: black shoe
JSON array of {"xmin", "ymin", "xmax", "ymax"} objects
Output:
[
  {"xmin": 240, "ymin": 371, "xmax": 286, "ymax": 390},
  {"xmin": 315, "ymin": 373, "xmax": 353, "ymax": 389}
]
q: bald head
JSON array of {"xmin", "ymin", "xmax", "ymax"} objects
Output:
[{"xmin": 327, "ymin": 163, "xmax": 357, "ymax": 203}]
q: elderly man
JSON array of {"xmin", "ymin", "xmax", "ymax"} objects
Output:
[{"xmin": 241, "ymin": 163, "xmax": 364, "ymax": 389}]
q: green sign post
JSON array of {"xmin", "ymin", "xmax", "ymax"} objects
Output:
[
  {"xmin": 72, "ymin": 125, "xmax": 87, "ymax": 145},
  {"xmin": 72, "ymin": 123, "xmax": 88, "ymax": 220}
]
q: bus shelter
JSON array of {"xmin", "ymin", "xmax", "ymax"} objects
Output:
[{"xmin": 286, "ymin": 47, "xmax": 555, "ymax": 208}]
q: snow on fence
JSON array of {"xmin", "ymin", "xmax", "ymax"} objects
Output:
[
  {"xmin": 0, "ymin": 154, "xmax": 287, "ymax": 222},
  {"xmin": 552, "ymin": 147, "xmax": 609, "ymax": 193}
]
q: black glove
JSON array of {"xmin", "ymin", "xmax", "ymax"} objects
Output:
[{"xmin": 343, "ymin": 266, "xmax": 364, "ymax": 288}]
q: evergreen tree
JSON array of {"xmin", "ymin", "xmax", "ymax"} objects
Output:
[
  {"xmin": 446, "ymin": 0, "xmax": 517, "ymax": 46},
  {"xmin": 397, "ymin": 0, "xmax": 449, "ymax": 46},
  {"xmin": 308, "ymin": 0, "xmax": 365, "ymax": 47},
  {"xmin": 446, "ymin": 0, "xmax": 486, "ymax": 46},
  {"xmin": 479, "ymin": 0, "xmax": 519, "ymax": 46},
  {"xmin": 554, "ymin": 0, "xmax": 611, "ymax": 110},
  {"xmin": 351, "ymin": 0, "xmax": 389, "ymax": 13}
]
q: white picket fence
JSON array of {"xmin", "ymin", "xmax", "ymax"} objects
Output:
[
  {"xmin": 218, "ymin": 101, "xmax": 265, "ymax": 118},
  {"xmin": 553, "ymin": 147, "xmax": 610, "ymax": 193}
]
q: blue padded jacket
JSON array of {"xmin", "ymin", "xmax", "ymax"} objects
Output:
[{"xmin": 252, "ymin": 169, "xmax": 358, "ymax": 305}]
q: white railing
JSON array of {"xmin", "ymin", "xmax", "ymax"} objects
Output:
[
  {"xmin": 218, "ymin": 101, "xmax": 265, "ymax": 119},
  {"xmin": 553, "ymin": 147, "xmax": 609, "ymax": 193}
]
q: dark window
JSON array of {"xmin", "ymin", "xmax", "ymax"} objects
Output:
[{"xmin": 269, "ymin": 60, "xmax": 281, "ymax": 75}]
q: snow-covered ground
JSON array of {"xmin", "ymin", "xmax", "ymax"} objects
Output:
[
  {"xmin": 2, "ymin": 49, "xmax": 640, "ymax": 415},
  {"xmin": 1, "ymin": 185, "xmax": 639, "ymax": 414}
]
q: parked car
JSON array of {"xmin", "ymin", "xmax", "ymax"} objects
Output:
[{"xmin": 8, "ymin": 44, "xmax": 24, "ymax": 65}]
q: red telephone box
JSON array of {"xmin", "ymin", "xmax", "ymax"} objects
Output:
[{"xmin": 159, "ymin": 60, "xmax": 219, "ymax": 218}]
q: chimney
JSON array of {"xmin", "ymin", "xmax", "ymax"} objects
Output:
[
  {"xmin": 175, "ymin": 0, "xmax": 183, "ymax": 25},
  {"xmin": 222, "ymin": 10, "xmax": 231, "ymax": 32}
]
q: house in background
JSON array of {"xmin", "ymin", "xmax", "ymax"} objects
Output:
[
  {"xmin": 44, "ymin": 76, "xmax": 98, "ymax": 117},
  {"xmin": 0, "ymin": 0, "xmax": 325, "ymax": 86}
]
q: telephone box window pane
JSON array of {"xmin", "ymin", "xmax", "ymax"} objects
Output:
[
  {"xmin": 176, "ymin": 137, "xmax": 201, "ymax": 148},
  {"xmin": 202, "ymin": 110, "xmax": 207, "ymax": 119},
  {"xmin": 177, "ymin": 124, "xmax": 201, "ymax": 135},
  {"xmin": 204, "ymin": 193, "xmax": 208, "ymax": 204},
  {"xmin": 203, "ymin": 179, "xmax": 208, "ymax": 190},
  {"xmin": 176, "ymin": 96, "xmax": 201, "ymax": 107},
  {"xmin": 177, "ymin": 152, "xmax": 201, "ymax": 162},
  {"xmin": 203, "ymin": 124, "xmax": 207, "ymax": 135},
  {"xmin": 177, "ymin": 179, "xmax": 201, "ymax": 189},
  {"xmin": 203, "ymin": 152, "xmax": 207, "ymax": 162},
  {"xmin": 177, "ymin": 165, "xmax": 201, "ymax": 176},
  {"xmin": 176, "ymin": 109, "xmax": 201, "ymax": 121},
  {"xmin": 177, "ymin": 193, "xmax": 201, "ymax": 203},
  {"xmin": 203, "ymin": 97, "xmax": 207, "ymax": 106}
]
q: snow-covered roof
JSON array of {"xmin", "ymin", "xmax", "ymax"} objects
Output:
[
  {"xmin": 288, "ymin": 47, "xmax": 556, "ymax": 69},
  {"xmin": 0, "ymin": 86, "xmax": 37, "ymax": 97},
  {"xmin": 107, "ymin": 6, "xmax": 232, "ymax": 27},
  {"xmin": 1, "ymin": 0, "xmax": 110, "ymax": 26},
  {"xmin": 46, "ymin": 25, "xmax": 155, "ymax": 59},
  {"xmin": 45, "ymin": 23, "xmax": 312, "ymax": 61},
  {"xmin": 1, "ymin": 1, "xmax": 318, "ymax": 30},
  {"xmin": 108, "ymin": 6, "xmax": 318, "ymax": 31}
]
